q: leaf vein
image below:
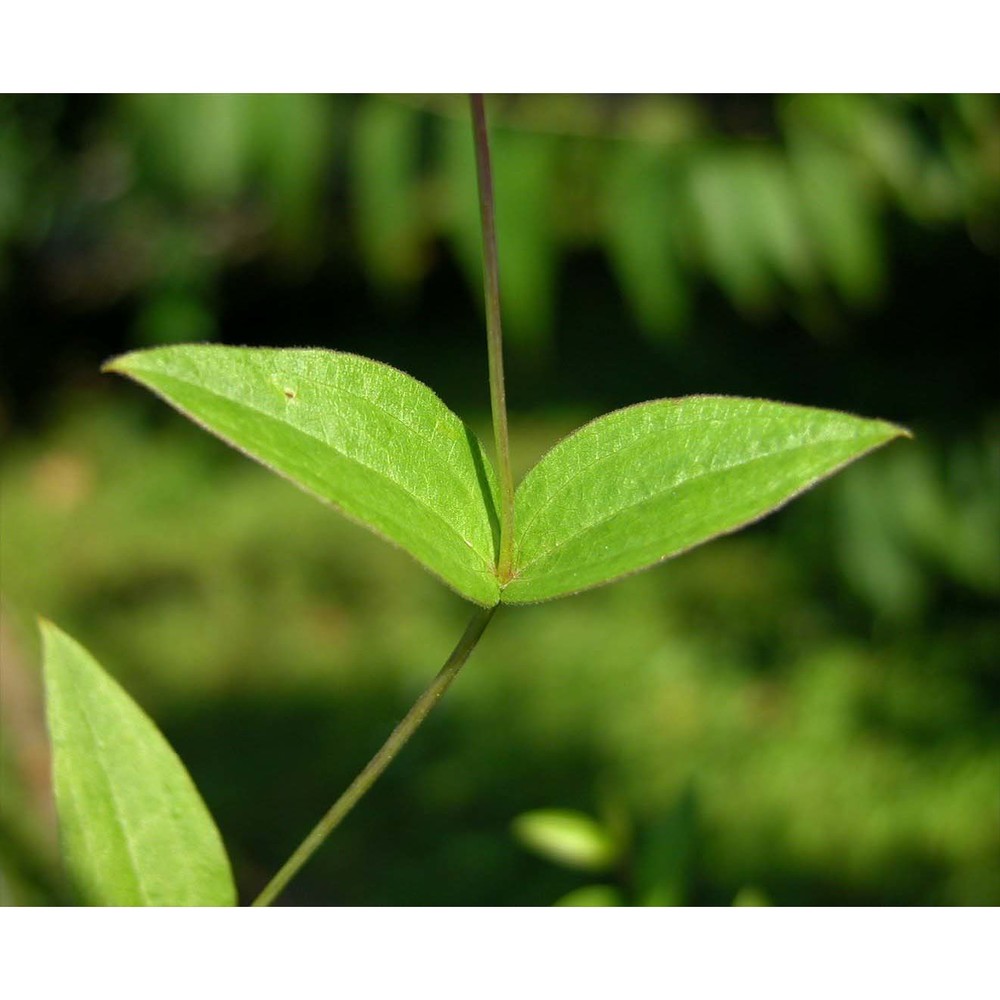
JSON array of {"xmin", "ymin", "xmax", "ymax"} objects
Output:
[
  {"xmin": 279, "ymin": 368, "xmax": 488, "ymax": 519},
  {"xmin": 65, "ymin": 661, "xmax": 149, "ymax": 905},
  {"xmin": 155, "ymin": 372, "xmax": 497, "ymax": 575},
  {"xmin": 516, "ymin": 434, "xmax": 873, "ymax": 575},
  {"xmin": 515, "ymin": 413, "xmax": 736, "ymax": 551}
]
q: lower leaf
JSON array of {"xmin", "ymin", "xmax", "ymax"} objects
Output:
[{"xmin": 41, "ymin": 621, "xmax": 236, "ymax": 906}]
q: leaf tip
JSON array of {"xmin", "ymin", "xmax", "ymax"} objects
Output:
[
  {"xmin": 37, "ymin": 615, "xmax": 61, "ymax": 646},
  {"xmin": 100, "ymin": 352, "xmax": 132, "ymax": 376},
  {"xmin": 102, "ymin": 346, "xmax": 169, "ymax": 376},
  {"xmin": 873, "ymin": 419, "xmax": 914, "ymax": 446},
  {"xmin": 37, "ymin": 617, "xmax": 70, "ymax": 693}
]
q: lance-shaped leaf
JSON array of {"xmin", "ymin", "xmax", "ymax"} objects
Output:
[
  {"xmin": 40, "ymin": 620, "xmax": 236, "ymax": 906},
  {"xmin": 105, "ymin": 345, "xmax": 502, "ymax": 606},
  {"xmin": 504, "ymin": 396, "xmax": 908, "ymax": 604}
]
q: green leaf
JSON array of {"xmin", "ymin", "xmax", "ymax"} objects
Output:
[
  {"xmin": 250, "ymin": 94, "xmax": 334, "ymax": 255},
  {"xmin": 787, "ymin": 133, "xmax": 884, "ymax": 307},
  {"xmin": 636, "ymin": 786, "xmax": 697, "ymax": 907},
  {"xmin": 504, "ymin": 396, "xmax": 908, "ymax": 604},
  {"xmin": 490, "ymin": 126, "xmax": 559, "ymax": 349},
  {"xmin": 604, "ymin": 141, "xmax": 690, "ymax": 341},
  {"xmin": 736, "ymin": 148, "xmax": 816, "ymax": 295},
  {"xmin": 105, "ymin": 345, "xmax": 501, "ymax": 606},
  {"xmin": 437, "ymin": 112, "xmax": 481, "ymax": 302},
  {"xmin": 511, "ymin": 809, "xmax": 620, "ymax": 871},
  {"xmin": 351, "ymin": 97, "xmax": 424, "ymax": 294},
  {"xmin": 687, "ymin": 148, "xmax": 773, "ymax": 314},
  {"xmin": 127, "ymin": 94, "xmax": 255, "ymax": 204},
  {"xmin": 40, "ymin": 620, "xmax": 235, "ymax": 906},
  {"xmin": 555, "ymin": 884, "xmax": 624, "ymax": 907},
  {"xmin": 733, "ymin": 886, "xmax": 771, "ymax": 906}
]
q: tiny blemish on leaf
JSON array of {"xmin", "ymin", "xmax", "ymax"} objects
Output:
[{"xmin": 268, "ymin": 373, "xmax": 298, "ymax": 401}]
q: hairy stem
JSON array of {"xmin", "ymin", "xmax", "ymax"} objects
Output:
[
  {"xmin": 252, "ymin": 605, "xmax": 496, "ymax": 906},
  {"xmin": 470, "ymin": 94, "xmax": 516, "ymax": 584}
]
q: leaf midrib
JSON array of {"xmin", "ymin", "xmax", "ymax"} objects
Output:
[
  {"xmin": 64, "ymin": 656, "xmax": 149, "ymax": 905},
  {"xmin": 514, "ymin": 405, "xmax": 820, "ymax": 552},
  {"xmin": 280, "ymin": 365, "xmax": 491, "ymax": 524}
]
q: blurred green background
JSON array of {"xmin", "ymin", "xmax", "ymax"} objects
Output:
[{"xmin": 1, "ymin": 94, "xmax": 998, "ymax": 906}]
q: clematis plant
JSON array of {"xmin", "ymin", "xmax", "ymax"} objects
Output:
[{"xmin": 40, "ymin": 95, "xmax": 908, "ymax": 906}]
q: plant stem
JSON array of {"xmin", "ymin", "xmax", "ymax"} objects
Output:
[
  {"xmin": 470, "ymin": 94, "xmax": 516, "ymax": 584},
  {"xmin": 251, "ymin": 605, "xmax": 496, "ymax": 907}
]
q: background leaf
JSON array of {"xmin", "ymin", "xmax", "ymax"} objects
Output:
[
  {"xmin": 555, "ymin": 885, "xmax": 623, "ymax": 906},
  {"xmin": 736, "ymin": 147, "xmax": 816, "ymax": 296},
  {"xmin": 350, "ymin": 97, "xmax": 424, "ymax": 295},
  {"xmin": 635, "ymin": 786, "xmax": 698, "ymax": 906},
  {"xmin": 603, "ymin": 141, "xmax": 690, "ymax": 340},
  {"xmin": 106, "ymin": 345, "xmax": 501, "ymax": 606},
  {"xmin": 505, "ymin": 396, "xmax": 908, "ymax": 604},
  {"xmin": 687, "ymin": 148, "xmax": 773, "ymax": 315},
  {"xmin": 786, "ymin": 131, "xmax": 884, "ymax": 308},
  {"xmin": 249, "ymin": 94, "xmax": 334, "ymax": 259},
  {"xmin": 490, "ymin": 126, "xmax": 559, "ymax": 351},
  {"xmin": 511, "ymin": 809, "xmax": 620, "ymax": 872},
  {"xmin": 40, "ymin": 620, "xmax": 235, "ymax": 906}
]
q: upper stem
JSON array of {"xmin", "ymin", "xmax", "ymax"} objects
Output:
[{"xmin": 470, "ymin": 94, "xmax": 516, "ymax": 584}]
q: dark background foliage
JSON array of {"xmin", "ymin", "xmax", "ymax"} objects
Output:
[{"xmin": 1, "ymin": 94, "xmax": 997, "ymax": 905}]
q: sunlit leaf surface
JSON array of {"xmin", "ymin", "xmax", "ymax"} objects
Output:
[
  {"xmin": 41, "ymin": 621, "xmax": 236, "ymax": 906},
  {"xmin": 505, "ymin": 396, "xmax": 908, "ymax": 604},
  {"xmin": 106, "ymin": 346, "xmax": 502, "ymax": 606}
]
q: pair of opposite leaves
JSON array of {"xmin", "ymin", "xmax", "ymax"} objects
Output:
[
  {"xmin": 105, "ymin": 344, "xmax": 908, "ymax": 606},
  {"xmin": 45, "ymin": 344, "xmax": 906, "ymax": 905}
]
